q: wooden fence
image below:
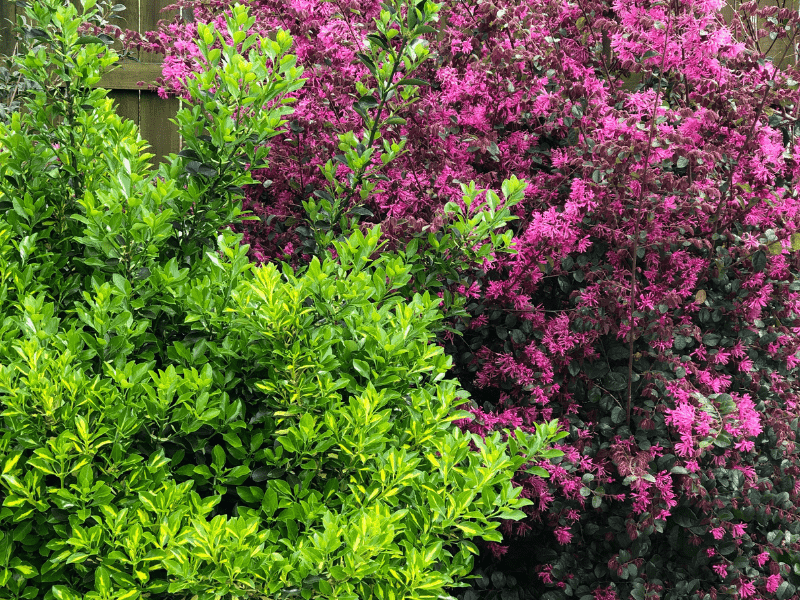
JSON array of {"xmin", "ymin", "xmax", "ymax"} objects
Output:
[
  {"xmin": 0, "ymin": 0, "xmax": 180, "ymax": 163},
  {"xmin": 721, "ymin": 0, "xmax": 800, "ymax": 69},
  {"xmin": 0, "ymin": 0, "xmax": 797, "ymax": 164}
]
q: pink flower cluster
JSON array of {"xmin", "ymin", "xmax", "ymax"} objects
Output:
[{"xmin": 136, "ymin": 0, "xmax": 800, "ymax": 597}]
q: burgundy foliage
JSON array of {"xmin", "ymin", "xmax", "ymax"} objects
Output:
[{"xmin": 130, "ymin": 0, "xmax": 800, "ymax": 597}]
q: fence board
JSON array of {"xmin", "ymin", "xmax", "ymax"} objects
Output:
[
  {"xmin": 138, "ymin": 0, "xmax": 180, "ymax": 161},
  {"xmin": 101, "ymin": 62, "xmax": 165, "ymax": 90},
  {"xmin": 721, "ymin": 0, "xmax": 799, "ymax": 68},
  {"xmin": 0, "ymin": 0, "xmax": 180, "ymax": 163},
  {"xmin": 104, "ymin": 0, "xmax": 139, "ymax": 138},
  {"xmin": 140, "ymin": 93, "xmax": 180, "ymax": 162},
  {"xmin": 0, "ymin": 0, "xmax": 14, "ymax": 58},
  {"xmin": 113, "ymin": 89, "xmax": 140, "ymax": 124}
]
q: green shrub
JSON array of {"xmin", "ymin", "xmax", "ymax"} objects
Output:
[{"xmin": 0, "ymin": 1, "xmax": 565, "ymax": 599}]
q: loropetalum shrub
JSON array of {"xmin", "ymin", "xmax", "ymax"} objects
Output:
[
  {"xmin": 131, "ymin": 0, "xmax": 800, "ymax": 598},
  {"xmin": 0, "ymin": 1, "xmax": 566, "ymax": 599}
]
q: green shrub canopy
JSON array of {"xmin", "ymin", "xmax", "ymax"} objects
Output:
[{"xmin": 0, "ymin": 1, "xmax": 564, "ymax": 599}]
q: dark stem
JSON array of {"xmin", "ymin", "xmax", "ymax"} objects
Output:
[
  {"xmin": 575, "ymin": 0, "xmax": 614, "ymax": 87},
  {"xmin": 348, "ymin": 38, "xmax": 406, "ymax": 203}
]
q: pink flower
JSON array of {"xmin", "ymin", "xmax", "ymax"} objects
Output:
[
  {"xmin": 736, "ymin": 578, "xmax": 756, "ymax": 599},
  {"xmin": 538, "ymin": 565, "xmax": 554, "ymax": 584},
  {"xmin": 766, "ymin": 574, "xmax": 783, "ymax": 594},
  {"xmin": 710, "ymin": 527, "xmax": 726, "ymax": 540},
  {"xmin": 754, "ymin": 553, "xmax": 770, "ymax": 567},
  {"xmin": 593, "ymin": 586, "xmax": 618, "ymax": 600},
  {"xmin": 145, "ymin": 0, "xmax": 800, "ymax": 591},
  {"xmin": 554, "ymin": 526, "xmax": 572, "ymax": 545}
]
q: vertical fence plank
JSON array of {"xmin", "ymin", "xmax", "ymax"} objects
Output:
[
  {"xmin": 141, "ymin": 0, "xmax": 176, "ymax": 41},
  {"xmin": 720, "ymin": 0, "xmax": 742, "ymax": 34},
  {"xmin": 113, "ymin": 0, "xmax": 141, "ymax": 60},
  {"xmin": 139, "ymin": 0, "xmax": 179, "ymax": 162},
  {"xmin": 108, "ymin": 0, "xmax": 141, "ymax": 134},
  {"xmin": 111, "ymin": 89, "xmax": 140, "ymax": 122},
  {"xmin": 0, "ymin": 0, "xmax": 15, "ymax": 58},
  {"xmin": 758, "ymin": 0, "xmax": 797, "ymax": 69},
  {"xmin": 721, "ymin": 0, "xmax": 800, "ymax": 67},
  {"xmin": 140, "ymin": 93, "xmax": 180, "ymax": 161}
]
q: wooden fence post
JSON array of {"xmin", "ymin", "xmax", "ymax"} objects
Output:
[
  {"xmin": 136, "ymin": 0, "xmax": 180, "ymax": 163},
  {"xmin": 100, "ymin": 0, "xmax": 180, "ymax": 164}
]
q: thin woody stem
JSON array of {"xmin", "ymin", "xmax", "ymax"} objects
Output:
[{"xmin": 626, "ymin": 7, "xmax": 673, "ymax": 427}]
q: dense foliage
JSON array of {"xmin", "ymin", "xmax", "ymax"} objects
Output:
[
  {"xmin": 0, "ymin": 1, "xmax": 565, "ymax": 598},
  {"xmin": 123, "ymin": 0, "xmax": 800, "ymax": 598}
]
